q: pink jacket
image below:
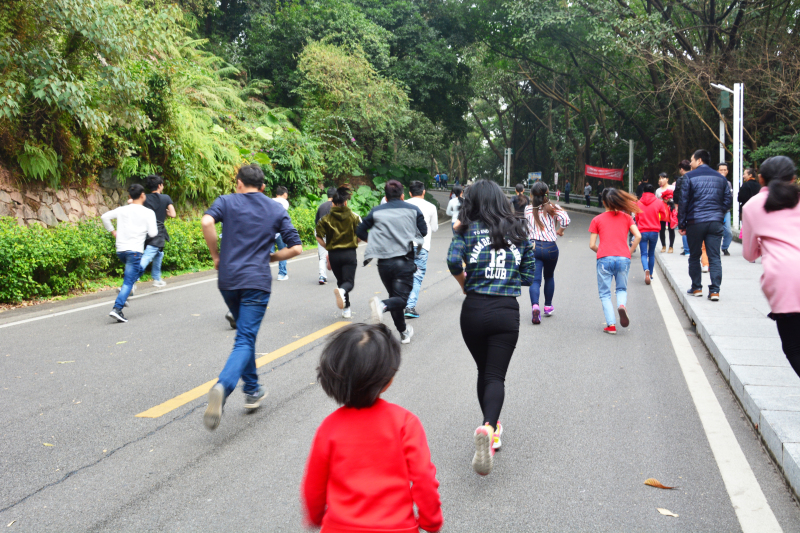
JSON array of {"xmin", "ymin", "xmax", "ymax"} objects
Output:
[{"xmin": 742, "ymin": 188, "xmax": 800, "ymax": 314}]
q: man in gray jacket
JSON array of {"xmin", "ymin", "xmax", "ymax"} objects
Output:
[{"xmin": 357, "ymin": 180, "xmax": 427, "ymax": 343}]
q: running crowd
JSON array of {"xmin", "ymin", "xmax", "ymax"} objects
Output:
[{"xmin": 97, "ymin": 153, "xmax": 799, "ymax": 532}]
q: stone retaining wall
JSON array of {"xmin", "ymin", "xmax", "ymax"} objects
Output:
[{"xmin": 0, "ymin": 184, "xmax": 129, "ymax": 227}]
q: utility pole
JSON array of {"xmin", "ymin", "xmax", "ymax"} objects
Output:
[{"xmin": 711, "ymin": 82, "xmax": 744, "ymax": 230}]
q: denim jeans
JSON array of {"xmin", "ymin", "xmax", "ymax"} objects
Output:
[
  {"xmin": 639, "ymin": 232, "xmax": 658, "ymax": 273},
  {"xmin": 270, "ymin": 233, "xmax": 287, "ymax": 276},
  {"xmin": 406, "ymin": 249, "xmax": 428, "ymax": 309},
  {"xmin": 529, "ymin": 240, "xmax": 559, "ymax": 306},
  {"xmin": 114, "ymin": 251, "xmax": 143, "ymax": 310},
  {"xmin": 722, "ymin": 211, "xmax": 732, "ymax": 251},
  {"xmin": 140, "ymin": 245, "xmax": 164, "ymax": 281},
  {"xmin": 687, "ymin": 221, "xmax": 723, "ymax": 293},
  {"xmin": 218, "ymin": 289, "xmax": 270, "ymax": 397},
  {"xmin": 682, "ymin": 234, "xmax": 689, "ymax": 252},
  {"xmin": 596, "ymin": 256, "xmax": 630, "ymax": 326}
]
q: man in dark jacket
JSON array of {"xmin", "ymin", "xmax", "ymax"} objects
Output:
[
  {"xmin": 564, "ymin": 180, "xmax": 571, "ymax": 203},
  {"xmin": 678, "ymin": 149, "xmax": 732, "ymax": 301},
  {"xmin": 673, "ymin": 159, "xmax": 692, "ymax": 254}
]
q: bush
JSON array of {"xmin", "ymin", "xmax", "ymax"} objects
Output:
[{"xmin": 288, "ymin": 206, "xmax": 317, "ymax": 247}]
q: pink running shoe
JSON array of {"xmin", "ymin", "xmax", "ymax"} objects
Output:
[
  {"xmin": 543, "ymin": 306, "xmax": 554, "ymax": 317},
  {"xmin": 472, "ymin": 424, "xmax": 495, "ymax": 475},
  {"xmin": 492, "ymin": 421, "xmax": 503, "ymax": 450},
  {"xmin": 531, "ymin": 305, "xmax": 541, "ymax": 325}
]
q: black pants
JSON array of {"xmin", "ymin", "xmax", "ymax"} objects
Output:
[
  {"xmin": 585, "ymin": 194, "xmax": 591, "ymax": 207},
  {"xmin": 659, "ymin": 221, "xmax": 675, "ymax": 248},
  {"xmin": 565, "ymin": 192, "xmax": 570, "ymax": 204},
  {"xmin": 460, "ymin": 293, "xmax": 520, "ymax": 430},
  {"xmin": 377, "ymin": 256, "xmax": 415, "ymax": 333},
  {"xmin": 773, "ymin": 313, "xmax": 800, "ymax": 378},
  {"xmin": 687, "ymin": 221, "xmax": 723, "ymax": 293},
  {"xmin": 328, "ymin": 248, "xmax": 357, "ymax": 308}
]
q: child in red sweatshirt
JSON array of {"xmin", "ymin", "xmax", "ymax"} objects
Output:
[{"xmin": 302, "ymin": 323, "xmax": 443, "ymax": 533}]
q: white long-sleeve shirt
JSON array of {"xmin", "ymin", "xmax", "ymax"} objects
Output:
[
  {"xmin": 101, "ymin": 204, "xmax": 158, "ymax": 253},
  {"xmin": 446, "ymin": 197, "xmax": 461, "ymax": 223},
  {"xmin": 406, "ymin": 197, "xmax": 439, "ymax": 251}
]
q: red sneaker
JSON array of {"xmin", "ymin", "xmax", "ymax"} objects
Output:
[{"xmin": 604, "ymin": 325, "xmax": 617, "ymax": 335}]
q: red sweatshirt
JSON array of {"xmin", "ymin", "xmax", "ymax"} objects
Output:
[
  {"xmin": 302, "ymin": 399, "xmax": 443, "ymax": 533},
  {"xmin": 636, "ymin": 192, "xmax": 667, "ymax": 232}
]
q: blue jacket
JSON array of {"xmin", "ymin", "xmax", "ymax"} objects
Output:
[{"xmin": 678, "ymin": 165, "xmax": 732, "ymax": 229}]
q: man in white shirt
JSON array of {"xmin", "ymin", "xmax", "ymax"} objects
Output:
[
  {"xmin": 272, "ymin": 186, "xmax": 290, "ymax": 280},
  {"xmin": 101, "ymin": 184, "xmax": 158, "ymax": 322},
  {"xmin": 404, "ymin": 180, "xmax": 439, "ymax": 318}
]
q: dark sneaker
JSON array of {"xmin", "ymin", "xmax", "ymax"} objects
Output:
[
  {"xmin": 722, "ymin": 249, "xmax": 730, "ymax": 256},
  {"xmin": 203, "ymin": 383, "xmax": 225, "ymax": 431},
  {"xmin": 618, "ymin": 305, "xmax": 630, "ymax": 328},
  {"xmin": 404, "ymin": 307, "xmax": 420, "ymax": 319},
  {"xmin": 708, "ymin": 293, "xmax": 720, "ymax": 301},
  {"xmin": 243, "ymin": 386, "xmax": 267, "ymax": 409},
  {"xmin": 644, "ymin": 270, "xmax": 651, "ymax": 285},
  {"xmin": 109, "ymin": 308, "xmax": 128, "ymax": 323},
  {"xmin": 318, "ymin": 276, "xmax": 327, "ymax": 285},
  {"xmin": 225, "ymin": 311, "xmax": 236, "ymax": 329},
  {"xmin": 531, "ymin": 305, "xmax": 540, "ymax": 325},
  {"xmin": 400, "ymin": 325, "xmax": 414, "ymax": 344},
  {"xmin": 687, "ymin": 288, "xmax": 703, "ymax": 297}
]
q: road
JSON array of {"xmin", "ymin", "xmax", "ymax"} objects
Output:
[{"xmin": 1, "ymin": 204, "xmax": 799, "ymax": 532}]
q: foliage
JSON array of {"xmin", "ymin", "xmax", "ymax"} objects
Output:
[{"xmin": 348, "ymin": 185, "xmax": 382, "ymax": 217}]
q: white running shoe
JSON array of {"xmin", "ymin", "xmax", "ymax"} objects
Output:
[
  {"xmin": 342, "ymin": 307, "xmax": 352, "ymax": 319},
  {"xmin": 701, "ymin": 265, "xmax": 709, "ymax": 273},
  {"xmin": 153, "ymin": 279, "xmax": 167, "ymax": 288},
  {"xmin": 334, "ymin": 288, "xmax": 346, "ymax": 309},
  {"xmin": 369, "ymin": 296, "xmax": 385, "ymax": 324},
  {"xmin": 400, "ymin": 325, "xmax": 414, "ymax": 344},
  {"xmin": 472, "ymin": 424, "xmax": 495, "ymax": 476},
  {"xmin": 277, "ymin": 274, "xmax": 288, "ymax": 281}
]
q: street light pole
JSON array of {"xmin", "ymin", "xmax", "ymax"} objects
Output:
[
  {"xmin": 619, "ymin": 137, "xmax": 634, "ymax": 194},
  {"xmin": 710, "ymin": 82, "xmax": 744, "ymax": 230}
]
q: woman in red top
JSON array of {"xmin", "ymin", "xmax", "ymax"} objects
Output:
[
  {"xmin": 661, "ymin": 189, "xmax": 678, "ymax": 253},
  {"xmin": 635, "ymin": 183, "xmax": 664, "ymax": 285},
  {"xmin": 302, "ymin": 323, "xmax": 443, "ymax": 533},
  {"xmin": 589, "ymin": 189, "xmax": 641, "ymax": 334}
]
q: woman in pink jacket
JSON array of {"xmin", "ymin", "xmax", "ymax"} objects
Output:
[{"xmin": 742, "ymin": 156, "xmax": 800, "ymax": 377}]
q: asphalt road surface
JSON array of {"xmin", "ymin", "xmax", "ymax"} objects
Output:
[{"xmin": 1, "ymin": 205, "xmax": 799, "ymax": 532}]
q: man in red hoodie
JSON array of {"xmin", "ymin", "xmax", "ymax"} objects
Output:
[{"xmin": 635, "ymin": 183, "xmax": 667, "ymax": 285}]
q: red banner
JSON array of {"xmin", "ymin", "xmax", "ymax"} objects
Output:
[{"xmin": 585, "ymin": 165, "xmax": 624, "ymax": 181}]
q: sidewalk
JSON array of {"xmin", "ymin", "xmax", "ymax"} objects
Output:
[{"xmin": 656, "ymin": 240, "xmax": 800, "ymax": 498}]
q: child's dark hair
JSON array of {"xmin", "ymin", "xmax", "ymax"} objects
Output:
[
  {"xmin": 317, "ymin": 323, "xmax": 401, "ymax": 408},
  {"xmin": 332, "ymin": 186, "xmax": 351, "ymax": 206},
  {"xmin": 759, "ymin": 156, "xmax": 800, "ymax": 212},
  {"xmin": 601, "ymin": 188, "xmax": 640, "ymax": 213},
  {"xmin": 642, "ymin": 183, "xmax": 655, "ymax": 194}
]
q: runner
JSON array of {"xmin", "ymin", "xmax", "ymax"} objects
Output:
[
  {"xmin": 742, "ymin": 156, "xmax": 800, "ymax": 378},
  {"xmin": 446, "ymin": 186, "xmax": 463, "ymax": 233},
  {"xmin": 272, "ymin": 185, "xmax": 291, "ymax": 281},
  {"xmin": 589, "ymin": 188, "xmax": 641, "ymax": 334},
  {"xmin": 524, "ymin": 181, "xmax": 570, "ymax": 324},
  {"xmin": 315, "ymin": 187, "xmax": 337, "ymax": 285},
  {"xmin": 315, "ymin": 187, "xmax": 361, "ymax": 319},
  {"xmin": 357, "ymin": 179, "xmax": 427, "ymax": 344},
  {"xmin": 404, "ymin": 180, "xmax": 439, "ymax": 319},
  {"xmin": 200, "ymin": 165, "xmax": 302, "ymax": 430},
  {"xmin": 511, "ymin": 183, "xmax": 528, "ymax": 217},
  {"xmin": 140, "ymin": 174, "xmax": 175, "ymax": 288},
  {"xmin": 101, "ymin": 184, "xmax": 158, "ymax": 323},
  {"xmin": 635, "ymin": 183, "xmax": 663, "ymax": 285},
  {"xmin": 302, "ymin": 323, "xmax": 443, "ymax": 532},
  {"xmin": 446, "ymin": 180, "xmax": 534, "ymax": 476}
]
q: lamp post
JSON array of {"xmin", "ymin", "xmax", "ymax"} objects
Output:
[
  {"xmin": 710, "ymin": 82, "xmax": 744, "ymax": 230},
  {"xmin": 618, "ymin": 137, "xmax": 634, "ymax": 194}
]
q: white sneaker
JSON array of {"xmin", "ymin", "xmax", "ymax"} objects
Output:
[
  {"xmin": 153, "ymin": 279, "xmax": 167, "ymax": 288},
  {"xmin": 400, "ymin": 325, "xmax": 414, "ymax": 344},
  {"xmin": 334, "ymin": 288, "xmax": 346, "ymax": 309},
  {"xmin": 369, "ymin": 296, "xmax": 385, "ymax": 324},
  {"xmin": 702, "ymin": 265, "xmax": 709, "ymax": 273},
  {"xmin": 342, "ymin": 307, "xmax": 352, "ymax": 319},
  {"xmin": 115, "ymin": 284, "xmax": 136, "ymax": 295},
  {"xmin": 277, "ymin": 274, "xmax": 288, "ymax": 281}
]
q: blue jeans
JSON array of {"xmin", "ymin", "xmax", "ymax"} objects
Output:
[
  {"xmin": 114, "ymin": 251, "xmax": 143, "ymax": 310},
  {"xmin": 140, "ymin": 245, "xmax": 164, "ymax": 281},
  {"xmin": 218, "ymin": 289, "xmax": 270, "ymax": 397},
  {"xmin": 639, "ymin": 232, "xmax": 658, "ymax": 273},
  {"xmin": 406, "ymin": 249, "xmax": 428, "ymax": 309},
  {"xmin": 596, "ymin": 256, "xmax": 630, "ymax": 326},
  {"xmin": 270, "ymin": 233, "xmax": 287, "ymax": 276},
  {"xmin": 529, "ymin": 240, "xmax": 559, "ymax": 306},
  {"xmin": 682, "ymin": 234, "xmax": 689, "ymax": 252},
  {"xmin": 722, "ymin": 211, "xmax": 732, "ymax": 251}
]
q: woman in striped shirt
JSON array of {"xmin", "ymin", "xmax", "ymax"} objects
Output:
[{"xmin": 523, "ymin": 181, "xmax": 571, "ymax": 324}]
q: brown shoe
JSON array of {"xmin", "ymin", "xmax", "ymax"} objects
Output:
[
  {"xmin": 668, "ymin": 247, "xmax": 673, "ymax": 253},
  {"xmin": 618, "ymin": 305, "xmax": 630, "ymax": 328},
  {"xmin": 644, "ymin": 270, "xmax": 651, "ymax": 285},
  {"xmin": 708, "ymin": 293, "xmax": 720, "ymax": 301},
  {"xmin": 661, "ymin": 246, "xmax": 666, "ymax": 253}
]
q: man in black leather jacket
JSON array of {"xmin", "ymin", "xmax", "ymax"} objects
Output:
[{"xmin": 678, "ymin": 149, "xmax": 732, "ymax": 301}]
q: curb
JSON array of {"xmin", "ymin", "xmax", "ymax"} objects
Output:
[{"xmin": 655, "ymin": 250, "xmax": 800, "ymax": 500}]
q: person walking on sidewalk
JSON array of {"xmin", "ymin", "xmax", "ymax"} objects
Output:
[
  {"xmin": 564, "ymin": 180, "xmax": 571, "ymax": 204},
  {"xmin": 678, "ymin": 149, "xmax": 732, "ymax": 301},
  {"xmin": 446, "ymin": 185, "xmax": 463, "ymax": 233},
  {"xmin": 655, "ymin": 172, "xmax": 675, "ymax": 252},
  {"xmin": 661, "ymin": 189, "xmax": 678, "ymax": 253},
  {"xmin": 358, "ymin": 180, "xmax": 427, "ymax": 344},
  {"xmin": 316, "ymin": 187, "xmax": 361, "ymax": 319},
  {"xmin": 102, "ymin": 184, "xmax": 158, "ymax": 323},
  {"xmin": 589, "ymin": 188, "xmax": 641, "ymax": 334},
  {"xmin": 717, "ymin": 162, "xmax": 734, "ymax": 256},
  {"xmin": 447, "ymin": 180, "xmax": 534, "ymax": 476},
  {"xmin": 738, "ymin": 168, "xmax": 761, "ymax": 236},
  {"xmin": 272, "ymin": 185, "xmax": 291, "ymax": 281},
  {"xmin": 315, "ymin": 187, "xmax": 337, "ymax": 285},
  {"xmin": 140, "ymin": 174, "xmax": 175, "ymax": 288},
  {"xmin": 635, "ymin": 183, "xmax": 663, "ymax": 286},
  {"xmin": 200, "ymin": 165, "xmax": 302, "ymax": 430},
  {"xmin": 674, "ymin": 160, "xmax": 692, "ymax": 254},
  {"xmin": 404, "ymin": 180, "xmax": 438, "ymax": 319},
  {"xmin": 596, "ymin": 181, "xmax": 604, "ymax": 208},
  {"xmin": 584, "ymin": 182, "xmax": 592, "ymax": 207},
  {"xmin": 302, "ymin": 323, "xmax": 443, "ymax": 533},
  {"xmin": 524, "ymin": 181, "xmax": 570, "ymax": 324},
  {"xmin": 742, "ymin": 156, "xmax": 800, "ymax": 378}
]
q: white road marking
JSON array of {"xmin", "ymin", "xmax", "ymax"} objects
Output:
[{"xmin": 651, "ymin": 273, "xmax": 782, "ymax": 533}]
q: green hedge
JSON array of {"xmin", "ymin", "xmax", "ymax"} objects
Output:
[{"xmin": 0, "ymin": 208, "xmax": 316, "ymax": 303}]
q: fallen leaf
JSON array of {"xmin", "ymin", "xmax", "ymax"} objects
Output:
[
  {"xmin": 42, "ymin": 443, "xmax": 54, "ymax": 447},
  {"xmin": 191, "ymin": 314, "xmax": 200, "ymax": 316},
  {"xmin": 8, "ymin": 520, "xmax": 16, "ymax": 526},
  {"xmin": 56, "ymin": 361, "xmax": 74, "ymax": 364},
  {"xmin": 103, "ymin": 449, "xmax": 107, "ymax": 453},
  {"xmin": 645, "ymin": 478, "xmax": 676, "ymax": 489},
  {"xmin": 657, "ymin": 508, "xmax": 678, "ymax": 517},
  {"xmin": 116, "ymin": 341, "xmax": 126, "ymax": 345}
]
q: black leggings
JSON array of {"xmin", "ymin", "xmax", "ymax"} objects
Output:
[
  {"xmin": 460, "ymin": 293, "xmax": 520, "ymax": 430},
  {"xmin": 659, "ymin": 221, "xmax": 675, "ymax": 248},
  {"xmin": 328, "ymin": 248, "xmax": 357, "ymax": 308},
  {"xmin": 773, "ymin": 313, "xmax": 800, "ymax": 378}
]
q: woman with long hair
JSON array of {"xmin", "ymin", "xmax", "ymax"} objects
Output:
[
  {"xmin": 446, "ymin": 185, "xmax": 463, "ymax": 233},
  {"xmin": 446, "ymin": 180, "xmax": 534, "ymax": 476},
  {"xmin": 742, "ymin": 156, "xmax": 800, "ymax": 378},
  {"xmin": 524, "ymin": 181, "xmax": 570, "ymax": 324},
  {"xmin": 589, "ymin": 188, "xmax": 641, "ymax": 334},
  {"xmin": 511, "ymin": 183, "xmax": 529, "ymax": 217}
]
